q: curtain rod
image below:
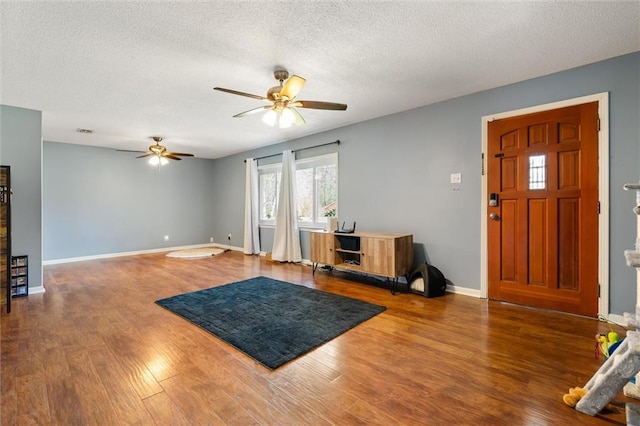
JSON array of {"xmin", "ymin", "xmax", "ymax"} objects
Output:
[{"xmin": 244, "ymin": 140, "xmax": 340, "ymax": 163}]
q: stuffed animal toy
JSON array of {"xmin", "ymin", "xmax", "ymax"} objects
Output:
[{"xmin": 563, "ymin": 387, "xmax": 588, "ymax": 407}]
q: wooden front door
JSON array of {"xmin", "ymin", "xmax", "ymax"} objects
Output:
[{"xmin": 487, "ymin": 102, "xmax": 599, "ymax": 317}]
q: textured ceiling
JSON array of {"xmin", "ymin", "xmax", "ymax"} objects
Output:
[{"xmin": 1, "ymin": 1, "xmax": 639, "ymax": 159}]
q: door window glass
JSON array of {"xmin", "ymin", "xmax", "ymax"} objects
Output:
[{"xmin": 529, "ymin": 155, "xmax": 546, "ymax": 190}]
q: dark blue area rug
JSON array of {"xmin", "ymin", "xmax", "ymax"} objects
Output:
[{"xmin": 155, "ymin": 276, "xmax": 386, "ymax": 370}]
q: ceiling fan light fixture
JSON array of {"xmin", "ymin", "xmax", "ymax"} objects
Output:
[
  {"xmin": 148, "ymin": 155, "xmax": 169, "ymax": 166},
  {"xmin": 279, "ymin": 107, "xmax": 295, "ymax": 128},
  {"xmin": 262, "ymin": 109, "xmax": 278, "ymax": 126},
  {"xmin": 262, "ymin": 107, "xmax": 295, "ymax": 128}
]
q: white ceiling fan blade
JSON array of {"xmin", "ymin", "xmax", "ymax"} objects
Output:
[
  {"xmin": 288, "ymin": 107, "xmax": 306, "ymax": 126},
  {"xmin": 233, "ymin": 105, "xmax": 272, "ymax": 118}
]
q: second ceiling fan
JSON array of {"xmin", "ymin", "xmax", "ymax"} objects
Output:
[
  {"xmin": 213, "ymin": 70, "xmax": 347, "ymax": 128},
  {"xmin": 120, "ymin": 136, "xmax": 194, "ymax": 166}
]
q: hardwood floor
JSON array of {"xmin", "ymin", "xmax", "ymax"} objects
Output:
[{"xmin": 0, "ymin": 250, "xmax": 633, "ymax": 425}]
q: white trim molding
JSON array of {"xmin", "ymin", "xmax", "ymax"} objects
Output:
[
  {"xmin": 27, "ymin": 285, "xmax": 46, "ymax": 295},
  {"xmin": 607, "ymin": 314, "xmax": 627, "ymax": 328},
  {"xmin": 446, "ymin": 284, "xmax": 482, "ymax": 298},
  {"xmin": 480, "ymin": 92, "xmax": 610, "ymax": 318},
  {"xmin": 43, "ymin": 243, "xmax": 243, "ymax": 265}
]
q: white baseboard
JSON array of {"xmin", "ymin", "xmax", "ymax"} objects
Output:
[
  {"xmin": 607, "ymin": 313, "xmax": 627, "ymax": 327},
  {"xmin": 446, "ymin": 284, "xmax": 482, "ymax": 298},
  {"xmin": 27, "ymin": 285, "xmax": 46, "ymax": 295},
  {"xmin": 43, "ymin": 243, "xmax": 241, "ymax": 265}
]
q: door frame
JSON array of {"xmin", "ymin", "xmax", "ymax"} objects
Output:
[{"xmin": 480, "ymin": 92, "xmax": 610, "ymax": 317}]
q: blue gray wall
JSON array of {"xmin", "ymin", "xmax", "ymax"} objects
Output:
[
  {"xmin": 0, "ymin": 105, "xmax": 43, "ymax": 289},
  {"xmin": 43, "ymin": 142, "xmax": 217, "ymax": 260},
  {"xmin": 210, "ymin": 52, "xmax": 640, "ymax": 315}
]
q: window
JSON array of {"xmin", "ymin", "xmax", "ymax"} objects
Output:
[
  {"xmin": 259, "ymin": 166, "xmax": 280, "ymax": 221},
  {"xmin": 529, "ymin": 154, "xmax": 546, "ymax": 190},
  {"xmin": 258, "ymin": 153, "xmax": 338, "ymax": 228},
  {"xmin": 296, "ymin": 154, "xmax": 338, "ymax": 226}
]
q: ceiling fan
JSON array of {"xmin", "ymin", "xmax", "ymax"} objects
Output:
[
  {"xmin": 213, "ymin": 70, "xmax": 347, "ymax": 128},
  {"xmin": 119, "ymin": 137, "xmax": 194, "ymax": 166}
]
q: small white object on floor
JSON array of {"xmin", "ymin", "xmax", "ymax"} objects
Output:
[
  {"xmin": 166, "ymin": 247, "xmax": 225, "ymax": 259},
  {"xmin": 410, "ymin": 277, "xmax": 424, "ymax": 293}
]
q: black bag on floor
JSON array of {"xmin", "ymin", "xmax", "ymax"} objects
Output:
[{"xmin": 409, "ymin": 263, "xmax": 446, "ymax": 298}]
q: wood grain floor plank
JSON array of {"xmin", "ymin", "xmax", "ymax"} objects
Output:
[
  {"xmin": 65, "ymin": 348, "xmax": 122, "ymax": 425},
  {"xmin": 344, "ymin": 394, "xmax": 411, "ymax": 425},
  {"xmin": 178, "ymin": 340, "xmax": 335, "ymax": 425},
  {"xmin": 0, "ymin": 366, "xmax": 18, "ymax": 425},
  {"xmin": 45, "ymin": 376, "xmax": 90, "ymax": 425},
  {"xmin": 268, "ymin": 360, "xmax": 367, "ymax": 424},
  {"xmin": 84, "ymin": 341, "xmax": 156, "ymax": 425},
  {"xmin": 100, "ymin": 333, "xmax": 165, "ymax": 400},
  {"xmin": 163, "ymin": 342, "xmax": 290, "ymax": 424},
  {"xmin": 15, "ymin": 372, "xmax": 51, "ymax": 425},
  {"xmin": 158, "ymin": 372, "xmax": 244, "ymax": 425},
  {"xmin": 141, "ymin": 390, "xmax": 193, "ymax": 426}
]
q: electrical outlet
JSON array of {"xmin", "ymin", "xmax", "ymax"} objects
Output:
[
  {"xmin": 450, "ymin": 173, "xmax": 462, "ymax": 184},
  {"xmin": 164, "ymin": 235, "xmax": 169, "ymax": 242},
  {"xmin": 210, "ymin": 237, "xmax": 214, "ymax": 243},
  {"xmin": 228, "ymin": 234, "xmax": 231, "ymax": 241}
]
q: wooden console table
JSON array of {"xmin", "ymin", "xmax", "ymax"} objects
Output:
[{"xmin": 310, "ymin": 230, "xmax": 413, "ymax": 294}]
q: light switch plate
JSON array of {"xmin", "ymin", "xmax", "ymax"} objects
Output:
[{"xmin": 450, "ymin": 173, "xmax": 462, "ymax": 184}]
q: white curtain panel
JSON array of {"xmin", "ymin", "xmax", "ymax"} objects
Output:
[
  {"xmin": 272, "ymin": 150, "xmax": 302, "ymax": 262},
  {"xmin": 243, "ymin": 158, "xmax": 261, "ymax": 254}
]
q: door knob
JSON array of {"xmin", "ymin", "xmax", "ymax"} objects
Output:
[{"xmin": 489, "ymin": 213, "xmax": 499, "ymax": 220}]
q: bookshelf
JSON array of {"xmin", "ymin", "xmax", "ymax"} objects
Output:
[{"xmin": 11, "ymin": 255, "xmax": 28, "ymax": 297}]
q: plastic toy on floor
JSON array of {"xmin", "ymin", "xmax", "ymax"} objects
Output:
[
  {"xmin": 595, "ymin": 331, "xmax": 622, "ymax": 360},
  {"xmin": 563, "ymin": 387, "xmax": 588, "ymax": 407}
]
